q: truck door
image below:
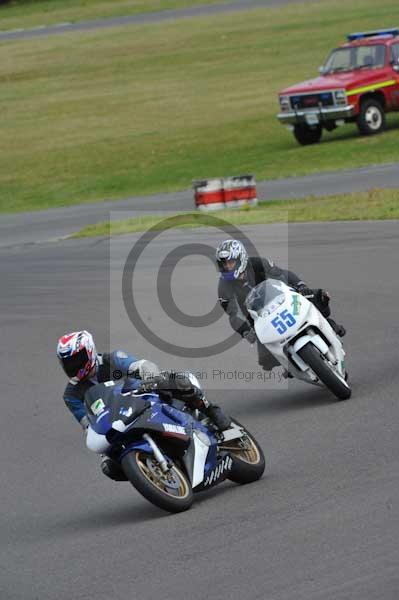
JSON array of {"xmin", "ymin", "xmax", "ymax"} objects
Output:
[{"xmin": 390, "ymin": 43, "xmax": 399, "ymax": 109}]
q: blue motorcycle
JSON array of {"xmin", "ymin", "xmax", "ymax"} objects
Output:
[{"xmin": 85, "ymin": 380, "xmax": 265, "ymax": 513}]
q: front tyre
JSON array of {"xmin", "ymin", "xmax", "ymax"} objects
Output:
[
  {"xmin": 357, "ymin": 98, "xmax": 386, "ymax": 135},
  {"xmin": 223, "ymin": 421, "xmax": 265, "ymax": 484},
  {"xmin": 122, "ymin": 451, "xmax": 193, "ymax": 513},
  {"xmin": 293, "ymin": 123, "xmax": 322, "ymax": 145},
  {"xmin": 298, "ymin": 343, "xmax": 351, "ymax": 400}
]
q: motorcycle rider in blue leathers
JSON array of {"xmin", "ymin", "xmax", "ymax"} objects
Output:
[{"xmin": 57, "ymin": 330, "xmax": 230, "ymax": 481}]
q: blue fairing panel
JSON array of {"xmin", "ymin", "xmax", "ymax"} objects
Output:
[
  {"xmin": 91, "ymin": 409, "xmax": 113, "ymax": 435},
  {"xmin": 120, "ymin": 441, "xmax": 153, "ymax": 459},
  {"xmin": 161, "ymin": 404, "xmax": 193, "ymax": 427}
]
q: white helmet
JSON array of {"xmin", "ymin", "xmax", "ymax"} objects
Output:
[{"xmin": 216, "ymin": 239, "xmax": 248, "ymax": 280}]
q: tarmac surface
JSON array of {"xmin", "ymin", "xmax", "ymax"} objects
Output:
[{"xmin": 1, "ymin": 220, "xmax": 398, "ymax": 600}]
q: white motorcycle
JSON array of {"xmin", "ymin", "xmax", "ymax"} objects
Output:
[{"xmin": 245, "ymin": 279, "xmax": 351, "ymax": 400}]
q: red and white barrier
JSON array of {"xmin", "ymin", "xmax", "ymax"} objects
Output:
[
  {"xmin": 223, "ymin": 175, "xmax": 257, "ymax": 209},
  {"xmin": 193, "ymin": 178, "xmax": 224, "ymax": 211},
  {"xmin": 193, "ymin": 175, "xmax": 257, "ymax": 211}
]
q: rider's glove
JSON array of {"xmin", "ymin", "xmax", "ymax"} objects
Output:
[
  {"xmin": 139, "ymin": 371, "xmax": 207, "ymax": 410},
  {"xmin": 136, "ymin": 376, "xmax": 161, "ymax": 395},
  {"xmin": 319, "ymin": 289, "xmax": 330, "ymax": 303},
  {"xmin": 296, "ymin": 283, "xmax": 314, "ymax": 299},
  {"xmin": 136, "ymin": 372, "xmax": 173, "ymax": 397},
  {"xmin": 243, "ymin": 328, "xmax": 257, "ymax": 345},
  {"xmin": 79, "ymin": 415, "xmax": 89, "ymax": 430},
  {"xmin": 79, "ymin": 415, "xmax": 89, "ymax": 438}
]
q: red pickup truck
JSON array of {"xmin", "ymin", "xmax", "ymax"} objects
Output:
[{"xmin": 277, "ymin": 28, "xmax": 399, "ymax": 145}]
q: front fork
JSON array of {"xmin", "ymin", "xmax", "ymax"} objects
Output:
[
  {"xmin": 142, "ymin": 433, "xmax": 169, "ymax": 473},
  {"xmin": 121, "ymin": 434, "xmax": 171, "ymax": 473}
]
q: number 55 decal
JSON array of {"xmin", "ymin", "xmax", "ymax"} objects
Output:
[{"xmin": 271, "ymin": 309, "xmax": 297, "ymax": 334}]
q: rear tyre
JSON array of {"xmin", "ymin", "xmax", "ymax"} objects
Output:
[
  {"xmin": 293, "ymin": 123, "xmax": 322, "ymax": 145},
  {"xmin": 223, "ymin": 420, "xmax": 265, "ymax": 484},
  {"xmin": 122, "ymin": 451, "xmax": 193, "ymax": 513},
  {"xmin": 357, "ymin": 98, "xmax": 385, "ymax": 135},
  {"xmin": 298, "ymin": 343, "xmax": 351, "ymax": 400}
]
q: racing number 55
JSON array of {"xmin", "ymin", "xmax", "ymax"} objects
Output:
[{"xmin": 271, "ymin": 309, "xmax": 296, "ymax": 334}]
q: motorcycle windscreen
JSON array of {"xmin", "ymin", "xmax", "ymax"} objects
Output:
[
  {"xmin": 245, "ymin": 279, "xmax": 286, "ymax": 316},
  {"xmin": 84, "ymin": 382, "xmax": 150, "ymax": 428},
  {"xmin": 84, "ymin": 382, "xmax": 115, "ymax": 422}
]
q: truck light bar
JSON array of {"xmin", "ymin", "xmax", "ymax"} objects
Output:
[{"xmin": 347, "ymin": 28, "xmax": 399, "ymax": 41}]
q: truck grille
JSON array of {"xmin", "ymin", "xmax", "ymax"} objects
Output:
[{"xmin": 290, "ymin": 92, "xmax": 334, "ymax": 110}]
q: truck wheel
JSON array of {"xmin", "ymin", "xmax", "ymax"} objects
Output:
[
  {"xmin": 293, "ymin": 123, "xmax": 322, "ymax": 145},
  {"xmin": 357, "ymin": 99, "xmax": 386, "ymax": 135}
]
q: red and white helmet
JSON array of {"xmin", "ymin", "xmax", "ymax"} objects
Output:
[{"xmin": 57, "ymin": 331, "xmax": 97, "ymax": 381}]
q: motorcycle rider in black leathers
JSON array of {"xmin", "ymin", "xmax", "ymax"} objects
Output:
[{"xmin": 216, "ymin": 239, "xmax": 346, "ymax": 373}]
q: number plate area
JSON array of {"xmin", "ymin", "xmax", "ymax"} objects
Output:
[{"xmin": 305, "ymin": 113, "xmax": 319, "ymax": 125}]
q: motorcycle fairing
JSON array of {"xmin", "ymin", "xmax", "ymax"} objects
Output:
[
  {"xmin": 247, "ymin": 278, "xmax": 347, "ymax": 384},
  {"xmin": 84, "ymin": 383, "xmax": 235, "ymax": 492}
]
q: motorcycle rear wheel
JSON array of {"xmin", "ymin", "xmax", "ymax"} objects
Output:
[
  {"xmin": 122, "ymin": 451, "xmax": 193, "ymax": 513},
  {"xmin": 298, "ymin": 342, "xmax": 351, "ymax": 400},
  {"xmin": 223, "ymin": 421, "xmax": 265, "ymax": 484}
]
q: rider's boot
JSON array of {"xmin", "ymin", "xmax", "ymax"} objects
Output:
[
  {"xmin": 327, "ymin": 318, "xmax": 346, "ymax": 337},
  {"xmin": 100, "ymin": 455, "xmax": 128, "ymax": 481}
]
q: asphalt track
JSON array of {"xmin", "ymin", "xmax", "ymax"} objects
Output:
[{"xmin": 1, "ymin": 220, "xmax": 398, "ymax": 600}]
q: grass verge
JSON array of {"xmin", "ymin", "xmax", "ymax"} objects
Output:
[
  {"xmin": 71, "ymin": 188, "xmax": 399, "ymax": 238},
  {"xmin": 1, "ymin": 0, "xmax": 399, "ymax": 212}
]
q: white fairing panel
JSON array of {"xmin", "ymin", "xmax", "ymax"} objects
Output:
[
  {"xmin": 222, "ymin": 422, "xmax": 244, "ymax": 442},
  {"xmin": 249, "ymin": 279, "xmax": 347, "ymax": 383},
  {"xmin": 292, "ymin": 333, "xmax": 329, "ymax": 356},
  {"xmin": 86, "ymin": 425, "xmax": 111, "ymax": 454},
  {"xmin": 192, "ymin": 432, "xmax": 210, "ymax": 488},
  {"xmin": 254, "ymin": 292, "xmax": 313, "ymax": 345}
]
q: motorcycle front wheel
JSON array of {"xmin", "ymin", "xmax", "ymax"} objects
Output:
[
  {"xmin": 298, "ymin": 342, "xmax": 351, "ymax": 400},
  {"xmin": 122, "ymin": 451, "xmax": 193, "ymax": 513}
]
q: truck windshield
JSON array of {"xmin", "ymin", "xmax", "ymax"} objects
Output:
[{"xmin": 323, "ymin": 44, "xmax": 386, "ymax": 74}]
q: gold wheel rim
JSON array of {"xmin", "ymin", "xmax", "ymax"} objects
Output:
[
  {"xmin": 221, "ymin": 436, "xmax": 260, "ymax": 464},
  {"xmin": 135, "ymin": 452, "xmax": 190, "ymax": 499}
]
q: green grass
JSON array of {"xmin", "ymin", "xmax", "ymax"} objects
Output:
[
  {"xmin": 0, "ymin": 0, "xmax": 230, "ymax": 31},
  {"xmin": 72, "ymin": 188, "xmax": 399, "ymax": 238},
  {"xmin": 1, "ymin": 0, "xmax": 399, "ymax": 213}
]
